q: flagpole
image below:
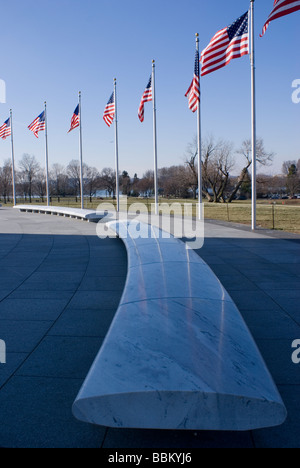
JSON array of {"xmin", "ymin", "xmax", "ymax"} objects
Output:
[
  {"xmin": 44, "ymin": 102, "xmax": 50, "ymax": 206},
  {"xmin": 10, "ymin": 110, "xmax": 16, "ymax": 206},
  {"xmin": 152, "ymin": 60, "xmax": 159, "ymax": 216},
  {"xmin": 196, "ymin": 33, "xmax": 203, "ymax": 221},
  {"xmin": 250, "ymin": 0, "xmax": 257, "ymax": 230},
  {"xmin": 114, "ymin": 78, "xmax": 120, "ymax": 212},
  {"xmin": 79, "ymin": 91, "xmax": 84, "ymax": 210}
]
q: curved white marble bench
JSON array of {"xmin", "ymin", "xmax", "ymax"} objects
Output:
[
  {"xmin": 14, "ymin": 205, "xmax": 105, "ymax": 222},
  {"xmin": 73, "ymin": 220, "xmax": 287, "ymax": 431}
]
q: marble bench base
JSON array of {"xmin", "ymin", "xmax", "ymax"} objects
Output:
[{"xmin": 72, "ymin": 220, "xmax": 287, "ymax": 431}]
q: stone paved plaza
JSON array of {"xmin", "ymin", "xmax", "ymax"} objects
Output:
[{"xmin": 0, "ymin": 207, "xmax": 299, "ymax": 448}]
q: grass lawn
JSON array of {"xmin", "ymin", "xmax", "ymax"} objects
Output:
[{"xmin": 2, "ymin": 197, "xmax": 300, "ymax": 234}]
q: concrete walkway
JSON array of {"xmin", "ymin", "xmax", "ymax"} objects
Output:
[{"xmin": 0, "ymin": 207, "xmax": 299, "ymax": 448}]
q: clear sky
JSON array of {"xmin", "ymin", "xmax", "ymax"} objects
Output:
[{"xmin": 0, "ymin": 0, "xmax": 299, "ymax": 177}]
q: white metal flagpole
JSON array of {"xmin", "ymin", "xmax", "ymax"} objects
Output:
[
  {"xmin": 196, "ymin": 33, "xmax": 203, "ymax": 221},
  {"xmin": 250, "ymin": 0, "xmax": 257, "ymax": 230},
  {"xmin": 44, "ymin": 102, "xmax": 50, "ymax": 206},
  {"xmin": 114, "ymin": 78, "xmax": 120, "ymax": 213},
  {"xmin": 10, "ymin": 109, "xmax": 16, "ymax": 206},
  {"xmin": 79, "ymin": 91, "xmax": 84, "ymax": 210},
  {"xmin": 152, "ymin": 60, "xmax": 159, "ymax": 216}
]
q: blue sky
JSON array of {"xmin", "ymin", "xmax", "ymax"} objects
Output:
[{"xmin": 0, "ymin": 0, "xmax": 299, "ymax": 177}]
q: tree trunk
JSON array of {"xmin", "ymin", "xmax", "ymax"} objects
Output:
[{"xmin": 227, "ymin": 164, "xmax": 251, "ymax": 203}]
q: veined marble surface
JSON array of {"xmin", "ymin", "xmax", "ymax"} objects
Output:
[{"xmin": 73, "ymin": 220, "xmax": 287, "ymax": 430}]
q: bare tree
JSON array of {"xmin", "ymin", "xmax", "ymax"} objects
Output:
[
  {"xmin": 202, "ymin": 139, "xmax": 234, "ymax": 203},
  {"xmin": 281, "ymin": 160, "xmax": 300, "ymax": 196},
  {"xmin": 184, "ymin": 136, "xmax": 204, "ymax": 199},
  {"xmin": 50, "ymin": 164, "xmax": 69, "ymax": 197},
  {"xmin": 237, "ymin": 138, "xmax": 274, "ymax": 167},
  {"xmin": 85, "ymin": 165, "xmax": 100, "ymax": 202},
  {"xmin": 99, "ymin": 167, "xmax": 116, "ymax": 197},
  {"xmin": 137, "ymin": 170, "xmax": 154, "ymax": 197},
  {"xmin": 227, "ymin": 138, "xmax": 274, "ymax": 203},
  {"xmin": 120, "ymin": 171, "xmax": 131, "ymax": 196},
  {"xmin": 185, "ymin": 136, "xmax": 274, "ymax": 203},
  {"xmin": 185, "ymin": 136, "xmax": 234, "ymax": 202},
  {"xmin": 67, "ymin": 160, "xmax": 88, "ymax": 197},
  {"xmin": 19, "ymin": 154, "xmax": 40, "ymax": 203},
  {"xmin": 0, "ymin": 160, "xmax": 12, "ymax": 203},
  {"xmin": 257, "ymin": 174, "xmax": 272, "ymax": 198},
  {"xmin": 131, "ymin": 173, "xmax": 140, "ymax": 197},
  {"xmin": 36, "ymin": 171, "xmax": 46, "ymax": 202},
  {"xmin": 286, "ymin": 163, "xmax": 299, "ymax": 196},
  {"xmin": 159, "ymin": 166, "xmax": 191, "ymax": 198},
  {"xmin": 282, "ymin": 160, "xmax": 297, "ymax": 176}
]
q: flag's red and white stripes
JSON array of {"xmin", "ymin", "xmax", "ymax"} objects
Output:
[
  {"xmin": 103, "ymin": 92, "xmax": 115, "ymax": 127},
  {"xmin": 185, "ymin": 50, "xmax": 200, "ymax": 113},
  {"xmin": 0, "ymin": 118, "xmax": 11, "ymax": 140},
  {"xmin": 200, "ymin": 12, "xmax": 249, "ymax": 77},
  {"xmin": 28, "ymin": 112, "xmax": 46, "ymax": 138},
  {"xmin": 261, "ymin": 0, "xmax": 300, "ymax": 37},
  {"xmin": 138, "ymin": 76, "xmax": 152, "ymax": 123},
  {"xmin": 68, "ymin": 105, "xmax": 80, "ymax": 133},
  {"xmin": 185, "ymin": 77, "xmax": 200, "ymax": 112}
]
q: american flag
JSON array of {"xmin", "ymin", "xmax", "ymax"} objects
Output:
[
  {"xmin": 28, "ymin": 111, "xmax": 46, "ymax": 138},
  {"xmin": 68, "ymin": 104, "xmax": 80, "ymax": 133},
  {"xmin": 200, "ymin": 11, "xmax": 249, "ymax": 77},
  {"xmin": 261, "ymin": 0, "xmax": 300, "ymax": 37},
  {"xmin": 185, "ymin": 49, "xmax": 200, "ymax": 113},
  {"xmin": 0, "ymin": 118, "xmax": 11, "ymax": 140},
  {"xmin": 103, "ymin": 92, "xmax": 115, "ymax": 127},
  {"xmin": 138, "ymin": 76, "xmax": 152, "ymax": 122}
]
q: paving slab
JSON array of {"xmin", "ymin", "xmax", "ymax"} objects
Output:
[
  {"xmin": 17, "ymin": 271, "xmax": 84, "ymax": 292},
  {"xmin": 253, "ymin": 385, "xmax": 300, "ymax": 448},
  {"xmin": 0, "ymin": 298, "xmax": 70, "ymax": 321},
  {"xmin": 241, "ymin": 309, "xmax": 300, "ymax": 340},
  {"xmin": 225, "ymin": 290, "xmax": 284, "ymax": 311},
  {"xmin": 48, "ymin": 308, "xmax": 117, "ymax": 337},
  {"xmin": 8, "ymin": 290, "xmax": 74, "ymax": 300},
  {"xmin": 67, "ymin": 291, "xmax": 122, "ymax": 310},
  {"xmin": 78, "ymin": 276, "xmax": 126, "ymax": 292},
  {"xmin": 0, "ymin": 320, "xmax": 53, "ymax": 353},
  {"xmin": 0, "ymin": 376, "xmax": 106, "ymax": 448},
  {"xmin": 16, "ymin": 336, "xmax": 104, "ymax": 379},
  {"xmin": 254, "ymin": 339, "xmax": 300, "ymax": 385},
  {"xmin": 0, "ymin": 353, "xmax": 28, "ymax": 387}
]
